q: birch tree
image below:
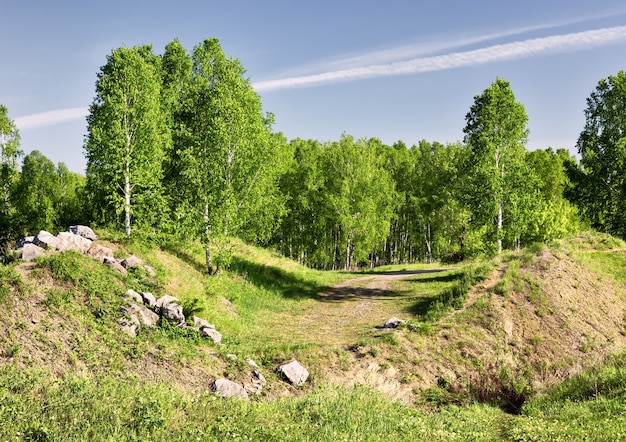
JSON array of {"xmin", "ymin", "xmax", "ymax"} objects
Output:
[
  {"xmin": 463, "ymin": 78, "xmax": 529, "ymax": 254},
  {"xmin": 85, "ymin": 45, "xmax": 168, "ymax": 238},
  {"xmin": 0, "ymin": 104, "xmax": 22, "ymax": 246},
  {"xmin": 576, "ymin": 70, "xmax": 626, "ymax": 237},
  {"xmin": 174, "ymin": 38, "xmax": 286, "ymax": 273}
]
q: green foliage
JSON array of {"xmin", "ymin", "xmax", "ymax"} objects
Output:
[
  {"xmin": 463, "ymin": 78, "xmax": 537, "ymax": 253},
  {"xmin": 575, "ymin": 70, "xmax": 626, "ymax": 237},
  {"xmin": 0, "ymin": 264, "xmax": 25, "ymax": 303},
  {"xmin": 85, "ymin": 44, "xmax": 168, "ymax": 238},
  {"xmin": 0, "ymin": 104, "xmax": 23, "ymax": 247}
]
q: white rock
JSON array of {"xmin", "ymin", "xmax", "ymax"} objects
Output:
[{"xmin": 279, "ymin": 360, "xmax": 309, "ymax": 387}]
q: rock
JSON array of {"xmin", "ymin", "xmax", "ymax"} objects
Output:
[
  {"xmin": 68, "ymin": 225, "xmax": 97, "ymax": 241},
  {"xmin": 408, "ymin": 323, "xmax": 421, "ymax": 332},
  {"xmin": 193, "ymin": 315, "xmax": 214, "ymax": 329},
  {"xmin": 121, "ymin": 255, "xmax": 143, "ymax": 269},
  {"xmin": 211, "ymin": 378, "xmax": 249, "ymax": 400},
  {"xmin": 118, "ymin": 316, "xmax": 138, "ymax": 337},
  {"xmin": 16, "ymin": 236, "xmax": 35, "ymax": 249},
  {"xmin": 279, "ymin": 360, "xmax": 309, "ymax": 387},
  {"xmin": 125, "ymin": 289, "xmax": 143, "ymax": 304},
  {"xmin": 55, "ymin": 232, "xmax": 92, "ymax": 253},
  {"xmin": 34, "ymin": 230, "xmax": 60, "ymax": 249},
  {"xmin": 246, "ymin": 358, "xmax": 260, "ymax": 370},
  {"xmin": 382, "ymin": 317, "xmax": 406, "ymax": 329},
  {"xmin": 161, "ymin": 302, "xmax": 185, "ymax": 324},
  {"xmin": 244, "ymin": 370, "xmax": 267, "ymax": 395},
  {"xmin": 21, "ymin": 243, "xmax": 44, "ymax": 261},
  {"xmin": 86, "ymin": 243, "xmax": 114, "ymax": 263},
  {"xmin": 201, "ymin": 326, "xmax": 222, "ymax": 344},
  {"xmin": 155, "ymin": 295, "xmax": 179, "ymax": 309},
  {"xmin": 140, "ymin": 292, "xmax": 157, "ymax": 308},
  {"xmin": 103, "ymin": 257, "xmax": 127, "ymax": 275},
  {"xmin": 120, "ymin": 303, "xmax": 159, "ymax": 328},
  {"xmin": 226, "ymin": 354, "xmax": 238, "ymax": 361}
]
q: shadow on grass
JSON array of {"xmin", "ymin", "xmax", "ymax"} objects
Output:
[
  {"xmin": 229, "ymin": 256, "xmax": 332, "ymax": 300},
  {"xmin": 318, "ymin": 269, "xmax": 450, "ymax": 302},
  {"xmin": 160, "ymin": 242, "xmax": 208, "ymax": 275},
  {"xmin": 407, "ymin": 272, "xmax": 462, "ymax": 284}
]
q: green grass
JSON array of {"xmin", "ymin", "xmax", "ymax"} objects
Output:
[
  {"xmin": 0, "ymin": 363, "xmax": 507, "ymax": 441},
  {"xmin": 3, "ymin": 232, "xmax": 626, "ymax": 440},
  {"xmin": 405, "ymin": 261, "xmax": 492, "ymax": 322}
]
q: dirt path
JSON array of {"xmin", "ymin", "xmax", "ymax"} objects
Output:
[{"xmin": 283, "ymin": 269, "xmax": 449, "ymax": 346}]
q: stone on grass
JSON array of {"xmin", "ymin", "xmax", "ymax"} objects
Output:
[
  {"xmin": 118, "ymin": 316, "xmax": 139, "ymax": 337},
  {"xmin": 21, "ymin": 243, "xmax": 44, "ymax": 261},
  {"xmin": 160, "ymin": 302, "xmax": 185, "ymax": 324},
  {"xmin": 103, "ymin": 257, "xmax": 127, "ymax": 275},
  {"xmin": 86, "ymin": 243, "xmax": 114, "ymax": 263},
  {"xmin": 55, "ymin": 232, "xmax": 92, "ymax": 253},
  {"xmin": 155, "ymin": 295, "xmax": 178, "ymax": 309},
  {"xmin": 140, "ymin": 292, "xmax": 157, "ymax": 308},
  {"xmin": 34, "ymin": 230, "xmax": 60, "ymax": 250},
  {"xmin": 16, "ymin": 236, "xmax": 35, "ymax": 249},
  {"xmin": 244, "ymin": 370, "xmax": 267, "ymax": 395},
  {"xmin": 193, "ymin": 315, "xmax": 214, "ymax": 329},
  {"xmin": 120, "ymin": 304, "xmax": 159, "ymax": 327},
  {"xmin": 68, "ymin": 225, "xmax": 97, "ymax": 241},
  {"xmin": 382, "ymin": 317, "xmax": 406, "ymax": 329},
  {"xmin": 121, "ymin": 255, "xmax": 143, "ymax": 269},
  {"xmin": 201, "ymin": 326, "xmax": 222, "ymax": 344},
  {"xmin": 211, "ymin": 378, "xmax": 249, "ymax": 400},
  {"xmin": 125, "ymin": 289, "xmax": 143, "ymax": 304},
  {"xmin": 246, "ymin": 358, "xmax": 260, "ymax": 370},
  {"xmin": 279, "ymin": 360, "xmax": 309, "ymax": 387}
]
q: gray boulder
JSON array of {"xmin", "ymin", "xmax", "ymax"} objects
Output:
[
  {"xmin": 118, "ymin": 315, "xmax": 139, "ymax": 337},
  {"xmin": 244, "ymin": 370, "xmax": 267, "ymax": 395},
  {"xmin": 68, "ymin": 225, "xmax": 97, "ymax": 241},
  {"xmin": 161, "ymin": 302, "xmax": 185, "ymax": 324},
  {"xmin": 211, "ymin": 378, "xmax": 249, "ymax": 400},
  {"xmin": 86, "ymin": 243, "xmax": 114, "ymax": 263},
  {"xmin": 382, "ymin": 317, "xmax": 406, "ymax": 329},
  {"xmin": 22, "ymin": 243, "xmax": 44, "ymax": 261},
  {"xmin": 103, "ymin": 257, "xmax": 127, "ymax": 275},
  {"xmin": 34, "ymin": 230, "xmax": 60, "ymax": 250},
  {"xmin": 193, "ymin": 315, "xmax": 214, "ymax": 329},
  {"xmin": 156, "ymin": 295, "xmax": 178, "ymax": 309},
  {"xmin": 279, "ymin": 360, "xmax": 309, "ymax": 387},
  {"xmin": 121, "ymin": 255, "xmax": 143, "ymax": 269},
  {"xmin": 16, "ymin": 236, "xmax": 35, "ymax": 249},
  {"xmin": 246, "ymin": 358, "xmax": 260, "ymax": 370},
  {"xmin": 125, "ymin": 289, "xmax": 143, "ymax": 304},
  {"xmin": 55, "ymin": 232, "xmax": 92, "ymax": 253},
  {"xmin": 201, "ymin": 326, "xmax": 222, "ymax": 344},
  {"xmin": 140, "ymin": 292, "xmax": 157, "ymax": 308},
  {"xmin": 120, "ymin": 303, "xmax": 159, "ymax": 328}
]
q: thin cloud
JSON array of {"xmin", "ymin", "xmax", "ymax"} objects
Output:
[
  {"xmin": 254, "ymin": 26, "xmax": 626, "ymax": 92},
  {"xmin": 14, "ymin": 107, "xmax": 88, "ymax": 130}
]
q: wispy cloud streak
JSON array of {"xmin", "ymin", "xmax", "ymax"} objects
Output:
[
  {"xmin": 254, "ymin": 26, "xmax": 626, "ymax": 92},
  {"xmin": 14, "ymin": 107, "xmax": 88, "ymax": 130}
]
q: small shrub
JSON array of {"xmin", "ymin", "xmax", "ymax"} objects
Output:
[
  {"xmin": 492, "ymin": 279, "xmax": 508, "ymax": 296},
  {"xmin": 181, "ymin": 297, "xmax": 205, "ymax": 320}
]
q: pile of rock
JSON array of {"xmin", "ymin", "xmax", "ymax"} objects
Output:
[
  {"xmin": 210, "ymin": 357, "xmax": 309, "ymax": 400},
  {"xmin": 16, "ymin": 226, "xmax": 99, "ymax": 261},
  {"xmin": 14, "ymin": 226, "xmax": 155, "ymax": 276},
  {"xmin": 121, "ymin": 289, "xmax": 223, "ymax": 344}
]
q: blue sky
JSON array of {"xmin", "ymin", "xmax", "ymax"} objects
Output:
[{"xmin": 2, "ymin": 1, "xmax": 626, "ymax": 173}]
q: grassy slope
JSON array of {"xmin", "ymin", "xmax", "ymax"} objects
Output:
[{"xmin": 1, "ymin": 231, "xmax": 626, "ymax": 440}]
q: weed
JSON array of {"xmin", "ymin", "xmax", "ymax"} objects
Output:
[
  {"xmin": 492, "ymin": 279, "xmax": 508, "ymax": 296},
  {"xmin": 375, "ymin": 332, "xmax": 399, "ymax": 346}
]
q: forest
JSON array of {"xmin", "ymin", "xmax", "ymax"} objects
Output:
[{"xmin": 1, "ymin": 38, "xmax": 626, "ymax": 270}]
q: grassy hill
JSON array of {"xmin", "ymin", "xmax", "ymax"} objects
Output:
[{"xmin": 1, "ymin": 231, "xmax": 626, "ymax": 440}]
